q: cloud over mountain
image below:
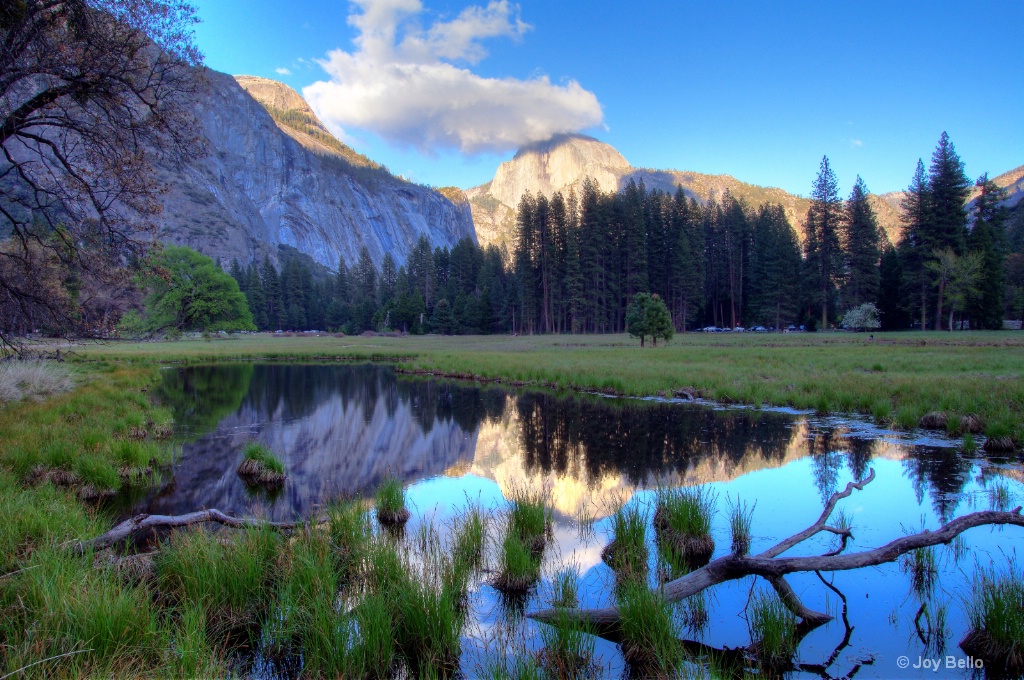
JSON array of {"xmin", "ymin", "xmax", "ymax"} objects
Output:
[{"xmin": 303, "ymin": 0, "xmax": 603, "ymax": 154}]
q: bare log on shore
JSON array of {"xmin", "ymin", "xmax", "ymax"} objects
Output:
[{"xmin": 67, "ymin": 509, "xmax": 304, "ymax": 556}]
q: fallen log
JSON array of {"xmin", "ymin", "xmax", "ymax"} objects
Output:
[
  {"xmin": 66, "ymin": 509, "xmax": 303, "ymax": 556},
  {"xmin": 529, "ymin": 468, "xmax": 1024, "ymax": 631}
]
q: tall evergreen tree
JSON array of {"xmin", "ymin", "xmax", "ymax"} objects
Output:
[
  {"xmin": 378, "ymin": 252, "xmax": 398, "ymax": 305},
  {"xmin": 841, "ymin": 176, "xmax": 882, "ymax": 310},
  {"xmin": 877, "ymin": 246, "xmax": 909, "ymax": 331},
  {"xmin": 968, "ymin": 173, "xmax": 1008, "ymax": 329},
  {"xmin": 898, "ymin": 160, "xmax": 931, "ymax": 330},
  {"xmin": 926, "ymin": 132, "xmax": 971, "ymax": 329},
  {"xmin": 803, "ymin": 156, "xmax": 845, "ymax": 329},
  {"xmin": 749, "ymin": 204, "xmax": 801, "ymax": 329},
  {"xmin": 245, "ymin": 264, "xmax": 268, "ymax": 330},
  {"xmin": 260, "ymin": 256, "xmax": 285, "ymax": 330}
]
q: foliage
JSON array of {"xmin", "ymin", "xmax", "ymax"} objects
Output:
[
  {"xmin": 136, "ymin": 246, "xmax": 255, "ymax": 334},
  {"xmin": 626, "ymin": 293, "xmax": 674, "ymax": 346},
  {"xmin": 0, "ymin": 0, "xmax": 202, "ymax": 346},
  {"xmin": 841, "ymin": 302, "xmax": 881, "ymax": 331}
]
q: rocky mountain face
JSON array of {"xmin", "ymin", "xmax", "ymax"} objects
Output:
[
  {"xmin": 153, "ymin": 72, "xmax": 475, "ymax": 269},
  {"xmin": 466, "ymin": 134, "xmax": 906, "ymax": 250}
]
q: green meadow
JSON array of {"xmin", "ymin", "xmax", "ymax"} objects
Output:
[{"xmin": 73, "ymin": 330, "xmax": 1024, "ymax": 444}]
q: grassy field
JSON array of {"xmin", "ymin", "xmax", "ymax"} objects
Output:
[{"xmin": 70, "ymin": 330, "xmax": 1024, "ymax": 444}]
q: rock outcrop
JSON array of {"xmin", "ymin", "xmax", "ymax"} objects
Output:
[
  {"xmin": 153, "ymin": 72, "xmax": 475, "ymax": 269},
  {"xmin": 466, "ymin": 134, "xmax": 907, "ymax": 250}
]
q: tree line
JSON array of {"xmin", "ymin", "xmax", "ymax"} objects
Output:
[{"xmin": 226, "ymin": 132, "xmax": 1021, "ymax": 337}]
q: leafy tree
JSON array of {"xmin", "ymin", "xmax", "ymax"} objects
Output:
[
  {"xmin": 926, "ymin": 248, "xmax": 982, "ymax": 331},
  {"xmin": 0, "ymin": 0, "xmax": 202, "ymax": 346},
  {"xmin": 840, "ymin": 303, "xmax": 881, "ymax": 331},
  {"xmin": 803, "ymin": 156, "xmax": 845, "ymax": 329},
  {"xmin": 137, "ymin": 246, "xmax": 254, "ymax": 334},
  {"xmin": 625, "ymin": 293, "xmax": 652, "ymax": 346},
  {"xmin": 645, "ymin": 294, "xmax": 674, "ymax": 346},
  {"xmin": 625, "ymin": 292, "xmax": 673, "ymax": 347},
  {"xmin": 842, "ymin": 177, "xmax": 881, "ymax": 308}
]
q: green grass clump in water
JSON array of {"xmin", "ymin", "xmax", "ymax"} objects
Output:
[
  {"xmin": 538, "ymin": 608, "xmax": 596, "ymax": 679},
  {"xmin": 494, "ymin": 531, "xmax": 542, "ymax": 593},
  {"xmin": 242, "ymin": 442, "xmax": 284, "ymax": 473},
  {"xmin": 508, "ymin": 487, "xmax": 551, "ymax": 542},
  {"xmin": 656, "ymin": 486, "xmax": 715, "ymax": 537},
  {"xmin": 326, "ymin": 498, "xmax": 371, "ymax": 573},
  {"xmin": 748, "ymin": 589, "xmax": 799, "ymax": 667},
  {"xmin": 617, "ymin": 581, "xmax": 683, "ymax": 674},
  {"xmin": 962, "ymin": 564, "xmax": 1024, "ymax": 673},
  {"xmin": 899, "ymin": 545, "xmax": 939, "ymax": 596},
  {"xmin": 452, "ymin": 502, "xmax": 487, "ymax": 571},
  {"xmin": 375, "ymin": 476, "xmax": 410, "ymax": 524},
  {"xmin": 728, "ymin": 497, "xmax": 755, "ymax": 556},
  {"xmin": 604, "ymin": 504, "xmax": 648, "ymax": 583},
  {"xmin": 155, "ymin": 524, "xmax": 280, "ymax": 647}
]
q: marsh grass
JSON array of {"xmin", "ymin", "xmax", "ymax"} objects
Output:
[
  {"xmin": 989, "ymin": 479, "xmax": 1014, "ymax": 512},
  {"xmin": 728, "ymin": 496, "xmax": 755, "ymax": 556},
  {"xmin": 508, "ymin": 486, "xmax": 551, "ymax": 546},
  {"xmin": 0, "ymin": 360, "xmax": 74, "ymax": 402},
  {"xmin": 617, "ymin": 581, "xmax": 684, "ymax": 674},
  {"xmin": 242, "ymin": 442, "xmax": 284, "ymax": 473},
  {"xmin": 493, "ymin": 532, "xmax": 542, "ymax": 593},
  {"xmin": 551, "ymin": 566, "xmax": 580, "ymax": 609},
  {"xmin": 537, "ymin": 608, "xmax": 596, "ymax": 680},
  {"xmin": 375, "ymin": 476, "xmax": 411, "ymax": 526},
  {"xmin": 451, "ymin": 502, "xmax": 487, "ymax": 571},
  {"xmin": 747, "ymin": 589, "xmax": 799, "ymax": 667},
  {"xmin": 900, "ymin": 545, "xmax": 939, "ymax": 596},
  {"xmin": 654, "ymin": 486, "xmax": 716, "ymax": 568},
  {"xmin": 602, "ymin": 504, "xmax": 648, "ymax": 583},
  {"xmin": 961, "ymin": 564, "xmax": 1024, "ymax": 674}
]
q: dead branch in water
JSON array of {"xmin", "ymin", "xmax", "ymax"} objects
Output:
[{"xmin": 529, "ymin": 468, "xmax": 1024, "ymax": 632}]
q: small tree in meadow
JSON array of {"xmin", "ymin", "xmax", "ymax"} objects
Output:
[
  {"xmin": 626, "ymin": 293, "xmax": 674, "ymax": 347},
  {"xmin": 840, "ymin": 303, "xmax": 881, "ymax": 331}
]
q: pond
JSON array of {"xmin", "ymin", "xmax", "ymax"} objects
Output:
[{"xmin": 143, "ymin": 363, "xmax": 1024, "ymax": 679}]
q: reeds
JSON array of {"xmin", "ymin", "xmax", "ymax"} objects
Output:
[
  {"xmin": 237, "ymin": 442, "xmax": 286, "ymax": 489},
  {"xmin": 960, "ymin": 564, "xmax": 1024, "ymax": 674},
  {"xmin": 748, "ymin": 589, "xmax": 798, "ymax": 667},
  {"xmin": 617, "ymin": 581, "xmax": 684, "ymax": 674},
  {"xmin": 654, "ymin": 486, "xmax": 716, "ymax": 569},
  {"xmin": 900, "ymin": 545, "xmax": 939, "ymax": 595},
  {"xmin": 728, "ymin": 496, "xmax": 755, "ymax": 556},
  {"xmin": 601, "ymin": 503, "xmax": 648, "ymax": 583},
  {"xmin": 375, "ymin": 475, "xmax": 411, "ymax": 526}
]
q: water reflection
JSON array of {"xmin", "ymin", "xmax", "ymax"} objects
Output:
[
  {"xmin": 144, "ymin": 363, "xmax": 1024, "ymax": 679},
  {"xmin": 147, "ymin": 364, "xmax": 990, "ymax": 525}
]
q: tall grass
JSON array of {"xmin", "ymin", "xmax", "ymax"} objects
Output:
[
  {"xmin": 961, "ymin": 564, "xmax": 1024, "ymax": 673},
  {"xmin": 0, "ymin": 360, "xmax": 74, "ymax": 402},
  {"xmin": 602, "ymin": 504, "xmax": 648, "ymax": 583},
  {"xmin": 748, "ymin": 589, "xmax": 799, "ymax": 667},
  {"xmin": 375, "ymin": 476, "xmax": 411, "ymax": 525},
  {"xmin": 900, "ymin": 545, "xmax": 939, "ymax": 595},
  {"xmin": 617, "ymin": 581, "xmax": 683, "ymax": 674},
  {"xmin": 728, "ymin": 496, "xmax": 755, "ymax": 556},
  {"xmin": 241, "ymin": 442, "xmax": 284, "ymax": 473}
]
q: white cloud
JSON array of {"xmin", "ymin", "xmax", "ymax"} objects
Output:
[
  {"xmin": 850, "ymin": 138, "xmax": 863, "ymax": 148},
  {"xmin": 303, "ymin": 0, "xmax": 603, "ymax": 154},
  {"xmin": 275, "ymin": 67, "xmax": 292, "ymax": 75}
]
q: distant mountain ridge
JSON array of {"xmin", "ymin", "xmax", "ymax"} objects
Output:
[
  {"xmin": 151, "ymin": 72, "xmax": 475, "ymax": 270},
  {"xmin": 464, "ymin": 135, "xmax": 1024, "ymax": 250}
]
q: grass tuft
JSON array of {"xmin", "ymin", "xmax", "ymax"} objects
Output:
[
  {"xmin": 961, "ymin": 563, "xmax": 1024, "ymax": 674},
  {"xmin": 748, "ymin": 589, "xmax": 799, "ymax": 667},
  {"xmin": 728, "ymin": 496, "xmax": 755, "ymax": 556},
  {"xmin": 617, "ymin": 581, "xmax": 683, "ymax": 674},
  {"xmin": 602, "ymin": 503, "xmax": 648, "ymax": 583},
  {"xmin": 375, "ymin": 476, "xmax": 411, "ymax": 526}
]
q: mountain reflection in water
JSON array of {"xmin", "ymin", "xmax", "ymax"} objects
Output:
[{"xmin": 142, "ymin": 364, "xmax": 982, "ymax": 526}]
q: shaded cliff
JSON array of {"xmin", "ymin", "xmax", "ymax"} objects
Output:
[{"xmin": 154, "ymin": 72, "xmax": 475, "ymax": 269}]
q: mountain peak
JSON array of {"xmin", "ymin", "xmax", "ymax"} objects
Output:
[
  {"xmin": 234, "ymin": 75, "xmax": 379, "ymax": 169},
  {"xmin": 489, "ymin": 134, "xmax": 629, "ymax": 208}
]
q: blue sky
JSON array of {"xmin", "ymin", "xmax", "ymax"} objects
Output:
[{"xmin": 194, "ymin": 0, "xmax": 1023, "ymax": 197}]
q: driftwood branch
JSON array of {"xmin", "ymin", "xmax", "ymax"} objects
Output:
[
  {"xmin": 67, "ymin": 509, "xmax": 302, "ymax": 556},
  {"xmin": 529, "ymin": 468, "xmax": 1024, "ymax": 631}
]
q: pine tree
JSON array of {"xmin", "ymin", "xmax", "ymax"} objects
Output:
[
  {"xmin": 968, "ymin": 173, "xmax": 1008, "ymax": 329},
  {"xmin": 378, "ymin": 252, "xmax": 398, "ymax": 305},
  {"xmin": 877, "ymin": 246, "xmax": 909, "ymax": 331},
  {"xmin": 408, "ymin": 235, "xmax": 437, "ymax": 308},
  {"xmin": 245, "ymin": 264, "xmax": 268, "ymax": 330},
  {"xmin": 430, "ymin": 298, "xmax": 454, "ymax": 335},
  {"xmin": 260, "ymin": 256, "xmax": 285, "ymax": 330},
  {"xmin": 749, "ymin": 204, "xmax": 801, "ymax": 329},
  {"xmin": 803, "ymin": 156, "xmax": 844, "ymax": 329},
  {"xmin": 898, "ymin": 160, "xmax": 931, "ymax": 330},
  {"xmin": 841, "ymin": 177, "xmax": 882, "ymax": 310},
  {"xmin": 926, "ymin": 132, "xmax": 971, "ymax": 329}
]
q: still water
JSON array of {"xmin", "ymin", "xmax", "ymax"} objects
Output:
[{"xmin": 144, "ymin": 363, "xmax": 1024, "ymax": 679}]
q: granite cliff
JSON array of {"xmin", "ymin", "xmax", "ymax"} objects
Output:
[{"xmin": 153, "ymin": 72, "xmax": 475, "ymax": 269}]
